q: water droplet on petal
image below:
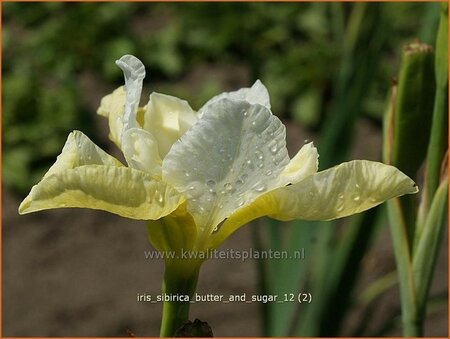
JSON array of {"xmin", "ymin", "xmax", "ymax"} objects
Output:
[
  {"xmin": 304, "ymin": 139, "xmax": 310, "ymax": 144},
  {"xmin": 255, "ymin": 150, "xmax": 264, "ymax": 160},
  {"xmin": 265, "ymin": 170, "xmax": 273, "ymax": 176},
  {"xmin": 353, "ymin": 195, "xmax": 361, "ymax": 202},
  {"xmin": 253, "ymin": 182, "xmax": 266, "ymax": 192},
  {"xmin": 207, "ymin": 180, "xmax": 216, "ymax": 187},
  {"xmin": 236, "ymin": 179, "xmax": 244, "ymax": 186},
  {"xmin": 186, "ymin": 181, "xmax": 204, "ymax": 199},
  {"xmin": 224, "ymin": 183, "xmax": 233, "ymax": 191},
  {"xmin": 257, "ymin": 162, "xmax": 264, "ymax": 168}
]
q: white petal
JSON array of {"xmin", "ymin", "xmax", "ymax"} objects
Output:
[
  {"xmin": 162, "ymin": 98, "xmax": 289, "ymax": 233},
  {"xmin": 115, "ymin": 55, "xmax": 145, "ymax": 133},
  {"xmin": 199, "ymin": 80, "xmax": 271, "ymax": 115},
  {"xmin": 142, "ymin": 92, "xmax": 197, "ymax": 158},
  {"xmin": 121, "ymin": 128, "xmax": 162, "ymax": 178}
]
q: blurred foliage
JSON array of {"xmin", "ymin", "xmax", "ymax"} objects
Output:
[{"xmin": 2, "ymin": 2, "xmax": 438, "ymax": 192}]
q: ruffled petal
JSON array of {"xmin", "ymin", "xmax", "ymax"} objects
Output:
[
  {"xmin": 162, "ymin": 98, "xmax": 290, "ymax": 234},
  {"xmin": 142, "ymin": 92, "xmax": 197, "ymax": 158},
  {"xmin": 43, "ymin": 130, "xmax": 123, "ymax": 179},
  {"xmin": 18, "ymin": 165, "xmax": 184, "ymax": 220}
]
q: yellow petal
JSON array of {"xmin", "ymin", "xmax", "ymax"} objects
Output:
[
  {"xmin": 281, "ymin": 142, "xmax": 318, "ymax": 184},
  {"xmin": 44, "ymin": 130, "xmax": 123, "ymax": 180},
  {"xmin": 147, "ymin": 202, "xmax": 197, "ymax": 252},
  {"xmin": 121, "ymin": 128, "xmax": 162, "ymax": 178},
  {"xmin": 209, "ymin": 160, "xmax": 418, "ymax": 249},
  {"xmin": 96, "ymin": 86, "xmax": 126, "ymax": 147},
  {"xmin": 142, "ymin": 92, "xmax": 197, "ymax": 158},
  {"xmin": 18, "ymin": 165, "xmax": 184, "ymax": 220},
  {"xmin": 163, "ymin": 99, "xmax": 290, "ymax": 235}
]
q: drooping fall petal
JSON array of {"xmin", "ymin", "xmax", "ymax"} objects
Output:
[{"xmin": 209, "ymin": 160, "xmax": 417, "ymax": 248}]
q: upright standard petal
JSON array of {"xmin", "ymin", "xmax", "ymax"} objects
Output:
[
  {"xmin": 142, "ymin": 92, "xmax": 197, "ymax": 158},
  {"xmin": 162, "ymin": 98, "xmax": 290, "ymax": 235},
  {"xmin": 115, "ymin": 55, "xmax": 145, "ymax": 134},
  {"xmin": 19, "ymin": 165, "xmax": 184, "ymax": 220},
  {"xmin": 96, "ymin": 86, "xmax": 147, "ymax": 147},
  {"xmin": 200, "ymin": 80, "xmax": 271, "ymax": 114},
  {"xmin": 96, "ymin": 86, "xmax": 126, "ymax": 147}
]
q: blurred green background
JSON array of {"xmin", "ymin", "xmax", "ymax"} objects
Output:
[
  {"xmin": 2, "ymin": 2, "xmax": 439, "ymax": 193},
  {"xmin": 3, "ymin": 2, "xmax": 447, "ymax": 337}
]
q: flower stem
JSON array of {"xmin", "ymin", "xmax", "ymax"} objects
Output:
[{"xmin": 159, "ymin": 259, "xmax": 202, "ymax": 337}]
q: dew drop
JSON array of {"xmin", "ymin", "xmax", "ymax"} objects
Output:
[
  {"xmin": 241, "ymin": 174, "xmax": 248, "ymax": 181},
  {"xmin": 155, "ymin": 190, "xmax": 164, "ymax": 204},
  {"xmin": 253, "ymin": 182, "xmax": 266, "ymax": 192},
  {"xmin": 336, "ymin": 205, "xmax": 344, "ymax": 212},
  {"xmin": 186, "ymin": 181, "xmax": 204, "ymax": 199},
  {"xmin": 242, "ymin": 110, "xmax": 248, "ymax": 117},
  {"xmin": 218, "ymin": 203, "xmax": 224, "ymax": 209},
  {"xmin": 224, "ymin": 183, "xmax": 233, "ymax": 191},
  {"xmin": 270, "ymin": 145, "xmax": 278, "ymax": 154},
  {"xmin": 236, "ymin": 179, "xmax": 244, "ymax": 186},
  {"xmin": 184, "ymin": 171, "xmax": 190, "ymax": 177},
  {"xmin": 266, "ymin": 170, "xmax": 273, "ymax": 176},
  {"xmin": 246, "ymin": 159, "xmax": 252, "ymax": 165},
  {"xmin": 255, "ymin": 150, "xmax": 264, "ymax": 160},
  {"xmin": 353, "ymin": 195, "xmax": 361, "ymax": 202},
  {"xmin": 206, "ymin": 180, "xmax": 216, "ymax": 187},
  {"xmin": 257, "ymin": 162, "xmax": 264, "ymax": 168},
  {"xmin": 304, "ymin": 139, "xmax": 310, "ymax": 144}
]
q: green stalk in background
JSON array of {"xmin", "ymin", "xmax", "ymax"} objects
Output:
[{"xmin": 384, "ymin": 3, "xmax": 448, "ymax": 336}]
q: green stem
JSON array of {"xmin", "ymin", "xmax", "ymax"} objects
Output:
[
  {"xmin": 160, "ymin": 259, "xmax": 202, "ymax": 337},
  {"xmin": 386, "ymin": 199, "xmax": 421, "ymax": 337}
]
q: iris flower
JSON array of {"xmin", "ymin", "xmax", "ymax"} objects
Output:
[{"xmin": 19, "ymin": 55, "xmax": 418, "ymax": 336}]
